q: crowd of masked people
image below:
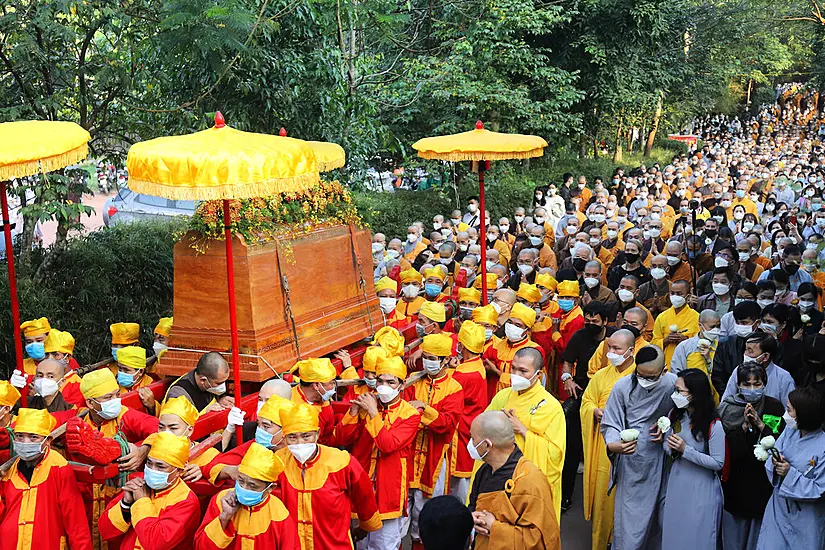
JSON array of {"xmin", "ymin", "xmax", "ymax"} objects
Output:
[{"xmin": 1, "ymin": 88, "xmax": 824, "ymax": 550}]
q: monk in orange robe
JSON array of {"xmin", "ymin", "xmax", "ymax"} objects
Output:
[
  {"xmin": 274, "ymin": 403, "xmax": 382, "ymax": 550},
  {"xmin": 99, "ymin": 432, "xmax": 201, "ymax": 550},
  {"xmin": 0, "ymin": 408, "xmax": 93, "ymax": 550},
  {"xmin": 388, "ymin": 268, "xmax": 425, "ymax": 329}
]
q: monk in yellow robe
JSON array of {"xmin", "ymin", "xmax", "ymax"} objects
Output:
[
  {"xmin": 468, "ymin": 411, "xmax": 560, "ymax": 550},
  {"xmin": 485, "ymin": 346, "xmax": 565, "ymax": 521},
  {"xmin": 588, "ymin": 307, "xmax": 650, "ymax": 377},
  {"xmin": 651, "ymin": 279, "xmax": 699, "ymax": 369},
  {"xmin": 580, "ymin": 330, "xmax": 637, "ymax": 550}
]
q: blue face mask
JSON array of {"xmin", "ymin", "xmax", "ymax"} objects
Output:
[
  {"xmin": 739, "ymin": 387, "xmax": 765, "ymax": 403},
  {"xmin": 117, "ymin": 371, "xmax": 136, "ymax": 388},
  {"xmin": 814, "ymin": 203, "xmax": 822, "ymax": 212},
  {"xmin": 112, "ymin": 348, "xmax": 120, "ymax": 362},
  {"xmin": 235, "ymin": 481, "xmax": 270, "ymax": 507},
  {"xmin": 255, "ymin": 426, "xmax": 281, "ymax": 449},
  {"xmin": 143, "ymin": 466, "xmax": 172, "ymax": 490},
  {"xmin": 25, "ymin": 342, "xmax": 46, "ymax": 361},
  {"xmin": 424, "ymin": 283, "xmax": 442, "ymax": 297},
  {"xmin": 319, "ymin": 383, "xmax": 336, "ymax": 402},
  {"xmin": 558, "ymin": 298, "xmax": 575, "ymax": 312}
]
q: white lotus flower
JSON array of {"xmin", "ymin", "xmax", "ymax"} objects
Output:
[
  {"xmin": 801, "ymin": 314, "xmax": 811, "ymax": 324},
  {"xmin": 753, "ymin": 445, "xmax": 770, "ymax": 462},
  {"xmin": 669, "ymin": 324, "xmax": 679, "ymax": 333},
  {"xmin": 760, "ymin": 435, "xmax": 776, "ymax": 449},
  {"xmin": 620, "ymin": 429, "xmax": 640, "ymax": 442},
  {"xmin": 657, "ymin": 416, "xmax": 672, "ymax": 433}
]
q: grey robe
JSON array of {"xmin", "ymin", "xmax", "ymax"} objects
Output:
[
  {"xmin": 601, "ymin": 372, "xmax": 677, "ymax": 550},
  {"xmin": 721, "ymin": 362, "xmax": 795, "ymax": 407},
  {"xmin": 756, "ymin": 427, "xmax": 825, "ymax": 549},
  {"xmin": 661, "ymin": 411, "xmax": 725, "ymax": 550}
]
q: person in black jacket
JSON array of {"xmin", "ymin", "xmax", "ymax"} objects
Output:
[
  {"xmin": 717, "ymin": 362, "xmax": 786, "ymax": 549},
  {"xmin": 712, "ymin": 300, "xmax": 762, "ymax": 396}
]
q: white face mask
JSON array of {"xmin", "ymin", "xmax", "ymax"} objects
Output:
[
  {"xmin": 670, "ymin": 294, "xmax": 686, "ymax": 308},
  {"xmin": 617, "ymin": 288, "xmax": 634, "ymax": 303},
  {"xmin": 712, "ymin": 283, "xmax": 730, "ymax": 296},
  {"xmin": 518, "ymin": 264, "xmax": 534, "ymax": 276},
  {"xmin": 671, "ymin": 391, "xmax": 690, "ymax": 409},
  {"xmin": 637, "ymin": 376, "xmax": 659, "ymax": 389},
  {"xmin": 733, "ymin": 323, "xmax": 753, "ymax": 337},
  {"xmin": 606, "ymin": 351, "xmax": 628, "ymax": 367},
  {"xmin": 504, "ymin": 322, "xmax": 525, "ymax": 343},
  {"xmin": 566, "ymin": 225, "xmax": 577, "ymax": 235},
  {"xmin": 206, "ymin": 381, "xmax": 226, "ymax": 395},
  {"xmin": 466, "ymin": 438, "xmax": 489, "ymax": 461},
  {"xmin": 402, "ymin": 284, "xmax": 419, "ymax": 298},
  {"xmin": 756, "ymin": 298, "xmax": 774, "ymax": 309},
  {"xmin": 152, "ymin": 342, "xmax": 168, "ymax": 356},
  {"xmin": 376, "ymin": 384, "xmax": 399, "ymax": 403},
  {"xmin": 584, "ymin": 277, "xmax": 600, "ymax": 289},
  {"xmin": 650, "ymin": 268, "xmax": 667, "ymax": 281},
  {"xmin": 607, "ymin": 230, "xmax": 618, "ymax": 239},
  {"xmin": 288, "ymin": 443, "xmax": 318, "ymax": 464},
  {"xmin": 510, "ymin": 372, "xmax": 537, "ymax": 391},
  {"xmin": 666, "ymin": 255, "xmax": 681, "ymax": 266},
  {"xmin": 407, "ymin": 234, "xmax": 418, "ymax": 243},
  {"xmin": 491, "ymin": 301, "xmax": 503, "ymax": 314},
  {"xmin": 422, "ymin": 358, "xmax": 443, "ymax": 375},
  {"xmin": 378, "ymin": 297, "xmax": 397, "ymax": 314},
  {"xmin": 33, "ymin": 377, "xmax": 59, "ymax": 397},
  {"xmin": 702, "ymin": 327, "xmax": 720, "ymax": 341},
  {"xmin": 782, "ymin": 410, "xmax": 797, "ymax": 430},
  {"xmin": 714, "ymin": 257, "xmax": 729, "ymax": 268}
]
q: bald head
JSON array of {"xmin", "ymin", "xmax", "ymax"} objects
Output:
[
  {"xmin": 473, "ymin": 411, "xmax": 515, "ymax": 446},
  {"xmin": 609, "ymin": 329, "xmax": 636, "ymax": 349},
  {"xmin": 260, "ymin": 378, "xmax": 293, "ymax": 401},
  {"xmin": 196, "ymin": 351, "xmax": 230, "ymax": 381},
  {"xmin": 699, "ymin": 309, "xmax": 721, "ymax": 325},
  {"xmin": 493, "ymin": 288, "xmax": 517, "ymax": 306},
  {"xmin": 35, "ymin": 358, "xmax": 65, "ymax": 379}
]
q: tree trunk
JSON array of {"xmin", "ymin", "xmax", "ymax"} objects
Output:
[
  {"xmin": 746, "ymin": 78, "xmax": 753, "ymax": 107},
  {"xmin": 627, "ymin": 128, "xmax": 634, "ymax": 154},
  {"xmin": 645, "ymin": 91, "xmax": 664, "ymax": 157},
  {"xmin": 613, "ymin": 121, "xmax": 623, "ymax": 163}
]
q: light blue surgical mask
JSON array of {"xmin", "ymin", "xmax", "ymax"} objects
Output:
[
  {"xmin": 319, "ymin": 383, "xmax": 336, "ymax": 402},
  {"xmin": 235, "ymin": 480, "xmax": 270, "ymax": 507},
  {"xmin": 25, "ymin": 342, "xmax": 46, "ymax": 361},
  {"xmin": 96, "ymin": 397, "xmax": 122, "ymax": 420},
  {"xmin": 117, "ymin": 371, "xmax": 136, "ymax": 388},
  {"xmin": 424, "ymin": 283, "xmax": 442, "ymax": 297},
  {"xmin": 558, "ymin": 298, "xmax": 575, "ymax": 312},
  {"xmin": 739, "ymin": 387, "xmax": 765, "ymax": 403},
  {"xmin": 143, "ymin": 466, "xmax": 172, "ymax": 490},
  {"xmin": 112, "ymin": 348, "xmax": 120, "ymax": 362},
  {"xmin": 364, "ymin": 378, "xmax": 377, "ymax": 389},
  {"xmin": 255, "ymin": 426, "xmax": 280, "ymax": 449}
]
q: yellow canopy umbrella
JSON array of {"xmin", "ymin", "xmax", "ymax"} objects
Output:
[
  {"xmin": 412, "ymin": 121, "xmax": 547, "ymax": 303},
  {"xmin": 0, "ymin": 120, "xmax": 91, "ymax": 371},
  {"xmin": 278, "ymin": 127, "xmax": 346, "ymax": 172},
  {"xmin": 127, "ymin": 112, "xmax": 320, "ymax": 441}
]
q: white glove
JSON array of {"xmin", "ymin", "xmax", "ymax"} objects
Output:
[
  {"xmin": 10, "ymin": 369, "xmax": 26, "ymax": 389},
  {"xmin": 226, "ymin": 407, "xmax": 245, "ymax": 428}
]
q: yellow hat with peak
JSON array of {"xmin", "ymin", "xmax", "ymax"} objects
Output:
[
  {"xmin": 0, "ymin": 381, "xmax": 21, "ymax": 407},
  {"xmin": 400, "ymin": 269, "xmax": 423, "ymax": 284},
  {"xmin": 154, "ymin": 317, "xmax": 173, "ymax": 337},
  {"xmin": 281, "ymin": 403, "xmax": 320, "ymax": 435},
  {"xmin": 159, "ymin": 395, "xmax": 199, "ymax": 428},
  {"xmin": 510, "ymin": 302, "xmax": 537, "ymax": 328},
  {"xmin": 293, "ymin": 358, "xmax": 336, "ymax": 383},
  {"xmin": 376, "ymin": 355, "xmax": 407, "ymax": 380},
  {"xmin": 534, "ymin": 272, "xmax": 558, "ymax": 292},
  {"xmin": 458, "ymin": 321, "xmax": 485, "ymax": 354},
  {"xmin": 421, "ymin": 333, "xmax": 453, "ymax": 357},
  {"xmin": 148, "ymin": 432, "xmax": 190, "ymax": 469},
  {"xmin": 375, "ymin": 277, "xmax": 396, "ymax": 293},
  {"xmin": 472, "ymin": 304, "xmax": 499, "ymax": 325},
  {"xmin": 423, "ymin": 267, "xmax": 445, "ymax": 282},
  {"xmin": 362, "ymin": 346, "xmax": 389, "ymax": 373},
  {"xmin": 15, "ymin": 408, "xmax": 56, "ymax": 437},
  {"xmin": 80, "ymin": 368, "xmax": 119, "ymax": 399},
  {"xmin": 419, "ymin": 301, "xmax": 446, "ymax": 323},
  {"xmin": 239, "ymin": 442, "xmax": 285, "ymax": 482},
  {"xmin": 557, "ymin": 280, "xmax": 579, "ymax": 298},
  {"xmin": 20, "ymin": 317, "xmax": 50, "ymax": 337},
  {"xmin": 116, "ymin": 346, "xmax": 146, "ymax": 371},
  {"xmin": 517, "ymin": 283, "xmax": 542, "ymax": 304},
  {"xmin": 258, "ymin": 395, "xmax": 294, "ymax": 425},
  {"xmin": 44, "ymin": 329, "xmax": 75, "ymax": 355},
  {"xmin": 457, "ymin": 287, "xmax": 481, "ymax": 304},
  {"xmin": 110, "ymin": 322, "xmax": 140, "ymax": 345}
]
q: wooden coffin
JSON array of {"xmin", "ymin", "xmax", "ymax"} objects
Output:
[{"xmin": 157, "ymin": 224, "xmax": 383, "ymax": 381}]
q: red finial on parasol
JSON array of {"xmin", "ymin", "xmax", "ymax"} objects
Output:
[
  {"xmin": 215, "ymin": 111, "xmax": 226, "ymax": 128},
  {"xmin": 475, "ymin": 120, "xmax": 484, "ymax": 130},
  {"xmin": 279, "ymin": 127, "xmax": 287, "ymax": 137}
]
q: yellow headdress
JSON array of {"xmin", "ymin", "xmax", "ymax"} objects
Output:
[
  {"xmin": 423, "ymin": 267, "xmax": 446, "ymax": 282},
  {"xmin": 0, "ymin": 381, "xmax": 21, "ymax": 408},
  {"xmin": 534, "ymin": 272, "xmax": 558, "ymax": 292},
  {"xmin": 516, "ymin": 283, "xmax": 542, "ymax": 304},
  {"xmin": 510, "ymin": 302, "xmax": 537, "ymax": 329},
  {"xmin": 239, "ymin": 442, "xmax": 285, "ymax": 482},
  {"xmin": 557, "ymin": 280, "xmax": 580, "ymax": 298},
  {"xmin": 281, "ymin": 403, "xmax": 320, "ymax": 435},
  {"xmin": 372, "ymin": 326, "xmax": 405, "ymax": 357},
  {"xmin": 374, "ymin": 277, "xmax": 396, "ymax": 294},
  {"xmin": 110, "ymin": 322, "xmax": 140, "ymax": 345},
  {"xmin": 361, "ymin": 346, "xmax": 389, "ymax": 373},
  {"xmin": 419, "ymin": 301, "xmax": 446, "ymax": 323},
  {"xmin": 154, "ymin": 317, "xmax": 173, "ymax": 337},
  {"xmin": 20, "ymin": 317, "xmax": 50, "ymax": 337},
  {"xmin": 457, "ymin": 287, "xmax": 481, "ymax": 304},
  {"xmin": 375, "ymin": 355, "xmax": 407, "ymax": 380},
  {"xmin": 472, "ymin": 304, "xmax": 499, "ymax": 325},
  {"xmin": 258, "ymin": 395, "xmax": 294, "ymax": 425},
  {"xmin": 293, "ymin": 358, "xmax": 336, "ymax": 383},
  {"xmin": 80, "ymin": 368, "xmax": 119, "ymax": 399},
  {"xmin": 116, "ymin": 346, "xmax": 146, "ymax": 371},
  {"xmin": 458, "ymin": 321, "xmax": 485, "ymax": 354},
  {"xmin": 43, "ymin": 329, "xmax": 75, "ymax": 355},
  {"xmin": 147, "ymin": 432, "xmax": 190, "ymax": 469},
  {"xmin": 473, "ymin": 273, "xmax": 498, "ymax": 291},
  {"xmin": 399, "ymin": 269, "xmax": 423, "ymax": 284},
  {"xmin": 159, "ymin": 396, "xmax": 199, "ymax": 428},
  {"xmin": 15, "ymin": 408, "xmax": 56, "ymax": 437},
  {"xmin": 421, "ymin": 333, "xmax": 453, "ymax": 357}
]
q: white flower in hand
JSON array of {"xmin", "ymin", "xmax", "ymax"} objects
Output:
[
  {"xmin": 801, "ymin": 314, "xmax": 811, "ymax": 324},
  {"xmin": 669, "ymin": 324, "xmax": 679, "ymax": 333},
  {"xmin": 753, "ymin": 445, "xmax": 770, "ymax": 462},
  {"xmin": 620, "ymin": 429, "xmax": 640, "ymax": 442},
  {"xmin": 657, "ymin": 416, "xmax": 671, "ymax": 433},
  {"xmin": 759, "ymin": 435, "xmax": 776, "ymax": 449}
]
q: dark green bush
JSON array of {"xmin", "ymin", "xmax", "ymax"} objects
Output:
[{"xmin": 0, "ymin": 220, "xmax": 181, "ymax": 378}]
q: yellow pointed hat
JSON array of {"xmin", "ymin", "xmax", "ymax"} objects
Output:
[
  {"xmin": 159, "ymin": 395, "xmax": 199, "ymax": 428},
  {"xmin": 281, "ymin": 403, "xmax": 320, "ymax": 435},
  {"xmin": 458, "ymin": 320, "xmax": 485, "ymax": 354},
  {"xmin": 154, "ymin": 317, "xmax": 173, "ymax": 337},
  {"xmin": 15, "ymin": 408, "xmax": 57, "ymax": 437},
  {"xmin": 80, "ymin": 368, "xmax": 119, "ymax": 399},
  {"xmin": 110, "ymin": 323, "xmax": 140, "ymax": 345},
  {"xmin": 239, "ymin": 442, "xmax": 285, "ymax": 482},
  {"xmin": 372, "ymin": 326, "xmax": 405, "ymax": 357},
  {"xmin": 293, "ymin": 358, "xmax": 336, "ymax": 383},
  {"xmin": 44, "ymin": 329, "xmax": 75, "ymax": 355},
  {"xmin": 20, "ymin": 317, "xmax": 50, "ymax": 337},
  {"xmin": 148, "ymin": 432, "xmax": 190, "ymax": 469},
  {"xmin": 0, "ymin": 380, "xmax": 21, "ymax": 407},
  {"xmin": 361, "ymin": 346, "xmax": 389, "ymax": 373}
]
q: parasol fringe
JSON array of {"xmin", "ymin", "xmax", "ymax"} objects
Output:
[
  {"xmin": 416, "ymin": 148, "xmax": 545, "ymax": 162},
  {"xmin": 0, "ymin": 143, "xmax": 89, "ymax": 181},
  {"xmin": 128, "ymin": 171, "xmax": 321, "ymax": 201}
]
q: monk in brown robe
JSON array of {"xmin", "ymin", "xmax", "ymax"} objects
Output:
[{"xmin": 467, "ymin": 411, "xmax": 561, "ymax": 550}]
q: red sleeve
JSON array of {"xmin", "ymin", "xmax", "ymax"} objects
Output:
[
  {"xmin": 133, "ymin": 491, "xmax": 201, "ymax": 550},
  {"xmin": 98, "ymin": 493, "xmax": 128, "ymax": 542},
  {"xmin": 200, "ymin": 441, "xmax": 252, "ymax": 484},
  {"xmin": 346, "ymin": 457, "xmax": 381, "ymax": 529},
  {"xmin": 332, "ymin": 412, "xmax": 363, "ymax": 448},
  {"xmin": 121, "ymin": 409, "xmax": 160, "ymax": 442},
  {"xmin": 553, "ymin": 316, "xmax": 584, "ymax": 353},
  {"xmin": 422, "ymin": 388, "xmax": 463, "ymax": 435},
  {"xmin": 369, "ymin": 411, "xmax": 421, "ymax": 455},
  {"xmin": 58, "ymin": 463, "xmax": 94, "ymax": 550},
  {"xmin": 318, "ymin": 405, "xmax": 335, "ymax": 446},
  {"xmin": 192, "ymin": 494, "xmax": 222, "ymax": 550},
  {"xmin": 275, "ymin": 511, "xmax": 300, "ymax": 550}
]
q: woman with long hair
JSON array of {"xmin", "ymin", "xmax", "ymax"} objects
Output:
[{"xmin": 661, "ymin": 368, "xmax": 726, "ymax": 550}]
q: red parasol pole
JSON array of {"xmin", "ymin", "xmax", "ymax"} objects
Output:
[
  {"xmin": 222, "ymin": 198, "xmax": 243, "ymax": 443},
  {"xmin": 1, "ymin": 182, "xmax": 23, "ymax": 372}
]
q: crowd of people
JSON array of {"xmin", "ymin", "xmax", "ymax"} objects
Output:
[{"xmin": 1, "ymin": 87, "xmax": 825, "ymax": 550}]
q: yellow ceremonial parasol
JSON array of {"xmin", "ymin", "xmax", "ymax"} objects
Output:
[
  {"xmin": 278, "ymin": 127, "xmax": 346, "ymax": 172},
  {"xmin": 0, "ymin": 121, "xmax": 91, "ymax": 371},
  {"xmin": 412, "ymin": 121, "xmax": 547, "ymax": 303},
  {"xmin": 127, "ymin": 112, "xmax": 319, "ymax": 440}
]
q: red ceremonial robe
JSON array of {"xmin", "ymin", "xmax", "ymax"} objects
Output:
[
  {"xmin": 290, "ymin": 387, "xmax": 334, "ymax": 446},
  {"xmin": 449, "ymin": 357, "xmax": 487, "ymax": 478}
]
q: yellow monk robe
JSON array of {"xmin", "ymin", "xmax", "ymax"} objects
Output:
[
  {"xmin": 0, "ymin": 448, "xmax": 93, "ymax": 550},
  {"xmin": 651, "ymin": 305, "xmax": 699, "ymax": 369},
  {"xmin": 486, "ymin": 383, "xmax": 566, "ymax": 521},
  {"xmin": 587, "ymin": 335, "xmax": 649, "ymax": 378},
  {"xmin": 684, "ymin": 346, "xmax": 721, "ymax": 405},
  {"xmin": 580, "ymin": 361, "xmax": 635, "ymax": 550},
  {"xmin": 472, "ymin": 456, "xmax": 561, "ymax": 550}
]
